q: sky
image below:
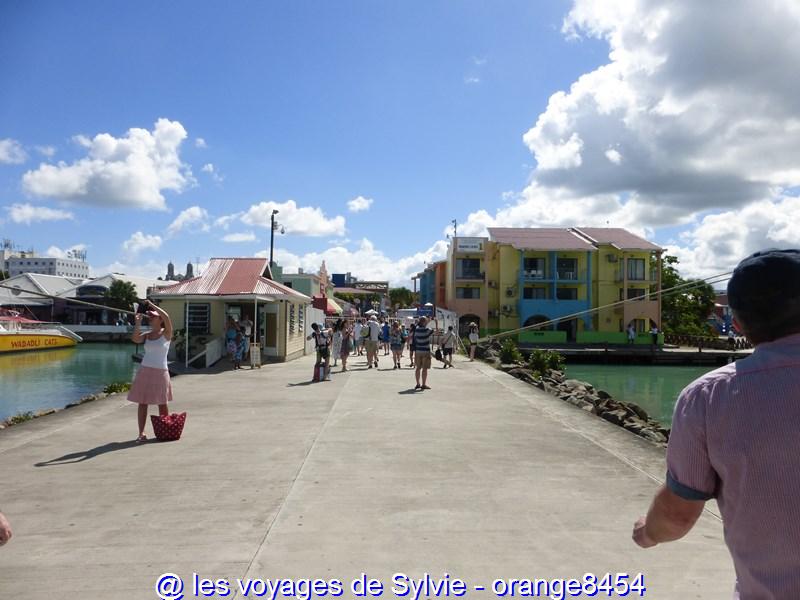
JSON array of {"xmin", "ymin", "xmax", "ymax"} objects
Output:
[{"xmin": 2, "ymin": 0, "xmax": 800, "ymax": 287}]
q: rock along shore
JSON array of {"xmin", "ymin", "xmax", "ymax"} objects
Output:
[{"xmin": 478, "ymin": 342, "xmax": 671, "ymax": 447}]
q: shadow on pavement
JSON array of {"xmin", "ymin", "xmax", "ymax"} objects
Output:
[
  {"xmin": 398, "ymin": 389, "xmax": 421, "ymax": 395},
  {"xmin": 35, "ymin": 439, "xmax": 157, "ymax": 466}
]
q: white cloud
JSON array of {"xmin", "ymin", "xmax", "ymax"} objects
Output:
[
  {"xmin": 667, "ymin": 192, "xmax": 800, "ymax": 279},
  {"xmin": 237, "ymin": 199, "xmax": 346, "ymax": 237},
  {"xmin": 21, "ymin": 118, "xmax": 193, "ymax": 210},
  {"xmin": 46, "ymin": 244, "xmax": 87, "ymax": 260},
  {"xmin": 93, "ymin": 259, "xmax": 166, "ymax": 280},
  {"xmin": 166, "ymin": 206, "xmax": 210, "ymax": 237},
  {"xmin": 605, "ymin": 148, "xmax": 622, "ymax": 164},
  {"xmin": 464, "ymin": 76, "xmax": 481, "ymax": 85},
  {"xmin": 0, "ymin": 138, "xmax": 27, "ymax": 164},
  {"xmin": 473, "ymin": 56, "xmax": 488, "ymax": 66},
  {"xmin": 262, "ymin": 238, "xmax": 448, "ymax": 288},
  {"xmin": 195, "ymin": 137, "xmax": 207, "ymax": 149},
  {"xmin": 5, "ymin": 203, "xmax": 74, "ymax": 224},
  {"xmin": 455, "ymin": 0, "xmax": 800, "ymax": 279},
  {"xmin": 122, "ymin": 231, "xmax": 162, "ymax": 255},
  {"xmin": 35, "ymin": 145, "xmax": 56, "ymax": 159},
  {"xmin": 347, "ymin": 195, "xmax": 374, "ymax": 213},
  {"xmin": 201, "ymin": 162, "xmax": 223, "ymax": 183},
  {"xmin": 222, "ymin": 232, "xmax": 257, "ymax": 243},
  {"xmin": 214, "ymin": 213, "xmax": 241, "ymax": 230}
]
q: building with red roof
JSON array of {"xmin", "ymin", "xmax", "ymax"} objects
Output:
[{"xmin": 151, "ymin": 258, "xmax": 312, "ymax": 365}]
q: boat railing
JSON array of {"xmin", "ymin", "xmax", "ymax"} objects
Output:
[{"xmin": 55, "ymin": 326, "xmax": 83, "ymax": 343}]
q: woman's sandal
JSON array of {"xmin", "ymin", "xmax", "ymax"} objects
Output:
[{"xmin": 136, "ymin": 434, "xmax": 147, "ymax": 443}]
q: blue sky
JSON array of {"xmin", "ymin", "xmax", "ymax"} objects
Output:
[{"xmin": 2, "ymin": 0, "xmax": 799, "ymax": 285}]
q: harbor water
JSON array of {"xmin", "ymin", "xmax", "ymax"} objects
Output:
[
  {"xmin": 0, "ymin": 343, "xmax": 139, "ymax": 422},
  {"xmin": 565, "ymin": 363, "xmax": 715, "ymax": 426}
]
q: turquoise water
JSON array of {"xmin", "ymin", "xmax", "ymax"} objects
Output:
[
  {"xmin": 564, "ymin": 364, "xmax": 715, "ymax": 426},
  {"xmin": 0, "ymin": 343, "xmax": 139, "ymax": 422}
]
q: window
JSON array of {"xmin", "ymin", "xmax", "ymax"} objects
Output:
[
  {"xmin": 456, "ymin": 258, "xmax": 482, "ymax": 279},
  {"xmin": 186, "ymin": 303, "xmax": 211, "ymax": 334},
  {"xmin": 298, "ymin": 304, "xmax": 304, "ymax": 332},
  {"xmin": 523, "ymin": 287, "xmax": 547, "ymax": 300},
  {"xmin": 456, "ymin": 287, "xmax": 480, "ymax": 299},
  {"xmin": 557, "ymin": 258, "xmax": 577, "ymax": 280},
  {"xmin": 523, "ymin": 257, "xmax": 546, "ymax": 279},
  {"xmin": 627, "ymin": 258, "xmax": 645, "ymax": 281},
  {"xmin": 289, "ymin": 304, "xmax": 296, "ymax": 334},
  {"xmin": 627, "ymin": 288, "xmax": 646, "ymax": 300},
  {"xmin": 556, "ymin": 287, "xmax": 578, "ymax": 300}
]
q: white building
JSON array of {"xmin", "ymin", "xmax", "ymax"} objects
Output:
[{"xmin": 8, "ymin": 256, "xmax": 91, "ymax": 279}]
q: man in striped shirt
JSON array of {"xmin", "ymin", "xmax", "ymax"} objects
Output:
[
  {"xmin": 413, "ymin": 316, "xmax": 433, "ymax": 390},
  {"xmin": 633, "ymin": 249, "xmax": 800, "ymax": 599}
]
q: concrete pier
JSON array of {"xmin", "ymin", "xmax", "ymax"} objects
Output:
[{"xmin": 0, "ymin": 354, "xmax": 734, "ymax": 599}]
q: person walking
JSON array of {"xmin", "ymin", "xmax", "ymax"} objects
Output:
[
  {"xmin": 331, "ymin": 319, "xmax": 343, "ymax": 367},
  {"xmin": 239, "ymin": 314, "xmax": 253, "ymax": 359},
  {"xmin": 225, "ymin": 316, "xmax": 238, "ymax": 362},
  {"xmin": 366, "ymin": 315, "xmax": 381, "ymax": 368},
  {"xmin": 627, "ymin": 323, "xmax": 636, "ymax": 345},
  {"xmin": 353, "ymin": 319, "xmax": 364, "ymax": 356},
  {"xmin": 632, "ymin": 249, "xmax": 800, "ymax": 599},
  {"xmin": 468, "ymin": 322, "xmax": 479, "ymax": 361},
  {"xmin": 307, "ymin": 323, "xmax": 332, "ymax": 380},
  {"xmin": 233, "ymin": 330, "xmax": 247, "ymax": 370},
  {"xmin": 649, "ymin": 325, "xmax": 659, "ymax": 347},
  {"xmin": 339, "ymin": 321, "xmax": 352, "ymax": 372},
  {"xmin": 129, "ymin": 300, "xmax": 173, "ymax": 442},
  {"xmin": 407, "ymin": 323, "xmax": 416, "ymax": 367},
  {"xmin": 413, "ymin": 316, "xmax": 432, "ymax": 390},
  {"xmin": 0, "ymin": 511, "xmax": 11, "ymax": 546},
  {"xmin": 440, "ymin": 325, "xmax": 456, "ymax": 368},
  {"xmin": 381, "ymin": 319, "xmax": 391, "ymax": 356},
  {"xmin": 389, "ymin": 321, "xmax": 405, "ymax": 369}
]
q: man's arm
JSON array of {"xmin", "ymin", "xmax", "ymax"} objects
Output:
[
  {"xmin": 0, "ymin": 511, "xmax": 12, "ymax": 546},
  {"xmin": 633, "ymin": 484, "xmax": 705, "ymax": 547}
]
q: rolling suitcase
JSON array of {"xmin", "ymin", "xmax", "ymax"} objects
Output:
[{"xmin": 313, "ymin": 363, "xmax": 324, "ymax": 382}]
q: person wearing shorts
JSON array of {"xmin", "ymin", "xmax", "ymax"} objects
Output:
[
  {"xmin": 413, "ymin": 316, "xmax": 433, "ymax": 390},
  {"xmin": 440, "ymin": 325, "xmax": 456, "ymax": 368},
  {"xmin": 468, "ymin": 322, "xmax": 479, "ymax": 361}
]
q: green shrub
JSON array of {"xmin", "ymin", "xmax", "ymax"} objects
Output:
[
  {"xmin": 499, "ymin": 339, "xmax": 523, "ymax": 364},
  {"xmin": 7, "ymin": 412, "xmax": 34, "ymax": 425},
  {"xmin": 104, "ymin": 382, "xmax": 132, "ymax": 394},
  {"xmin": 527, "ymin": 348, "xmax": 565, "ymax": 376}
]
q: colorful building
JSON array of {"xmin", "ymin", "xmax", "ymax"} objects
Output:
[
  {"xmin": 417, "ymin": 260, "xmax": 446, "ymax": 307},
  {"xmin": 442, "ymin": 228, "xmax": 662, "ymax": 344}
]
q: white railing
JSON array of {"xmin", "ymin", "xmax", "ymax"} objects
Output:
[{"xmin": 185, "ymin": 337, "xmax": 223, "ymax": 368}]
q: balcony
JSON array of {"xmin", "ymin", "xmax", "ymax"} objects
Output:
[
  {"xmin": 521, "ymin": 269, "xmax": 547, "ymax": 281},
  {"xmin": 556, "ymin": 269, "xmax": 585, "ymax": 281},
  {"xmin": 455, "ymin": 271, "xmax": 485, "ymax": 281}
]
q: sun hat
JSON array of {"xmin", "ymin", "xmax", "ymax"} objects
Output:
[{"xmin": 727, "ymin": 249, "xmax": 800, "ymax": 312}]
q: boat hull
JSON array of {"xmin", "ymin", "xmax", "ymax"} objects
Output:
[{"xmin": 0, "ymin": 333, "xmax": 78, "ymax": 353}]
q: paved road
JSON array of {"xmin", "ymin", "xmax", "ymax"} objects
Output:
[{"xmin": 0, "ymin": 353, "xmax": 734, "ymax": 599}]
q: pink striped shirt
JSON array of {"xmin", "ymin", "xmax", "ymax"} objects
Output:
[{"xmin": 667, "ymin": 332, "xmax": 800, "ymax": 599}]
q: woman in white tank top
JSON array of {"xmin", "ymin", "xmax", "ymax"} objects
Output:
[{"xmin": 128, "ymin": 300, "xmax": 174, "ymax": 442}]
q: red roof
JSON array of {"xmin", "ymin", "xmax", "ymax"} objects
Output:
[
  {"xmin": 488, "ymin": 228, "xmax": 596, "ymax": 251},
  {"xmin": 153, "ymin": 258, "xmax": 309, "ymax": 300},
  {"xmin": 573, "ymin": 228, "xmax": 661, "ymax": 251}
]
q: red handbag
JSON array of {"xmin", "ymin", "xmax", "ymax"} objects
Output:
[{"xmin": 150, "ymin": 412, "xmax": 187, "ymax": 441}]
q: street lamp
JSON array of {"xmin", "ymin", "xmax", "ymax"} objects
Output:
[{"xmin": 269, "ymin": 209, "xmax": 279, "ymax": 267}]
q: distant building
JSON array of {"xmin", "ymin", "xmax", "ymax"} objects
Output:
[
  {"xmin": 164, "ymin": 261, "xmax": 196, "ymax": 281},
  {"xmin": 8, "ymin": 255, "xmax": 90, "ymax": 279}
]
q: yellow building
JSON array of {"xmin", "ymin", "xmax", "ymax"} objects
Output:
[{"xmin": 445, "ymin": 228, "xmax": 662, "ymax": 344}]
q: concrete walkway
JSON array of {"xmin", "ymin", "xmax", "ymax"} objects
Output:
[{"xmin": 0, "ymin": 353, "xmax": 734, "ymax": 599}]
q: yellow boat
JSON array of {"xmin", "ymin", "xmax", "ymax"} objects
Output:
[{"xmin": 0, "ymin": 314, "xmax": 82, "ymax": 353}]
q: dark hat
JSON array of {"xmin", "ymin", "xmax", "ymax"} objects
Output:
[{"xmin": 727, "ymin": 249, "xmax": 800, "ymax": 312}]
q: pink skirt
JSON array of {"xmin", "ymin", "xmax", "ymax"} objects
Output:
[{"xmin": 128, "ymin": 366, "xmax": 173, "ymax": 405}]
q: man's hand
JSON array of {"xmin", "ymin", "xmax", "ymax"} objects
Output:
[
  {"xmin": 0, "ymin": 512, "xmax": 12, "ymax": 546},
  {"xmin": 632, "ymin": 516, "xmax": 658, "ymax": 548},
  {"xmin": 134, "ymin": 313, "xmax": 143, "ymax": 324}
]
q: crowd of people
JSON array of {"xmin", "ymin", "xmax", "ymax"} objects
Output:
[{"xmin": 307, "ymin": 314, "xmax": 467, "ymax": 390}]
